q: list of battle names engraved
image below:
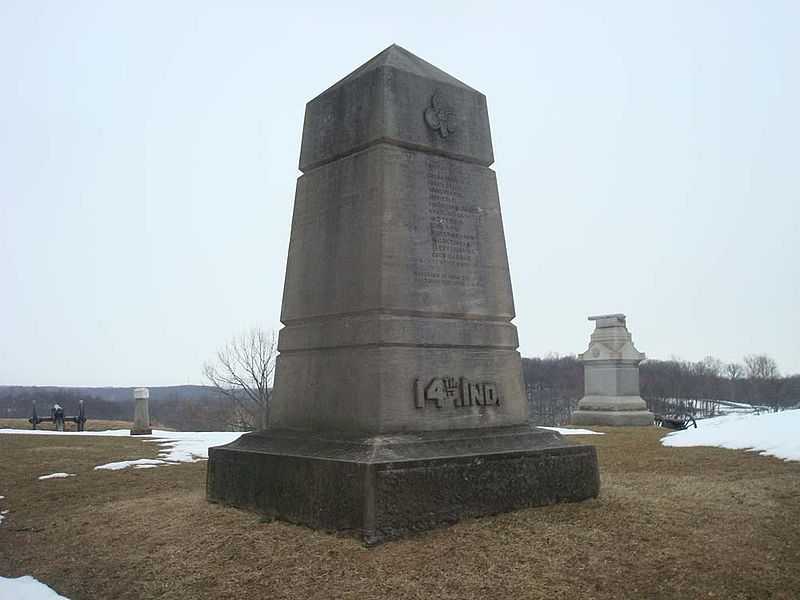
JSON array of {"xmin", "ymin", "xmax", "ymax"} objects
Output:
[
  {"xmin": 381, "ymin": 153, "xmax": 487, "ymax": 291},
  {"xmin": 413, "ymin": 159, "xmax": 485, "ymax": 290}
]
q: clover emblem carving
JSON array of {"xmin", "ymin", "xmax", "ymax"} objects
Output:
[{"xmin": 424, "ymin": 93, "xmax": 459, "ymax": 138}]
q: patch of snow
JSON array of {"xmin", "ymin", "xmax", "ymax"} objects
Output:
[
  {"xmin": 94, "ymin": 458, "xmax": 168, "ymax": 471},
  {"xmin": 0, "ymin": 510, "xmax": 7, "ymax": 524},
  {"xmin": 0, "ymin": 576, "xmax": 71, "ymax": 599},
  {"xmin": 93, "ymin": 430, "xmax": 242, "ymax": 470},
  {"xmin": 37, "ymin": 473, "xmax": 76, "ymax": 480},
  {"xmin": 538, "ymin": 426, "xmax": 604, "ymax": 435},
  {"xmin": 143, "ymin": 430, "xmax": 243, "ymax": 462},
  {"xmin": 661, "ymin": 409, "xmax": 800, "ymax": 462},
  {"xmin": 0, "ymin": 428, "xmax": 243, "ymax": 472},
  {"xmin": 718, "ymin": 400, "xmax": 758, "ymax": 409}
]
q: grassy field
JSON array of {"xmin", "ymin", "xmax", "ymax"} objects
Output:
[{"xmin": 1, "ymin": 427, "xmax": 798, "ymax": 600}]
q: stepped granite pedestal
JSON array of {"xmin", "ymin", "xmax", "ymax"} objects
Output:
[
  {"xmin": 207, "ymin": 44, "xmax": 600, "ymax": 544},
  {"xmin": 571, "ymin": 314, "xmax": 654, "ymax": 426}
]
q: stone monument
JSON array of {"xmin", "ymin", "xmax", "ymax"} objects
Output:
[
  {"xmin": 131, "ymin": 387, "xmax": 152, "ymax": 435},
  {"xmin": 207, "ymin": 44, "xmax": 600, "ymax": 544},
  {"xmin": 571, "ymin": 314, "xmax": 654, "ymax": 426}
]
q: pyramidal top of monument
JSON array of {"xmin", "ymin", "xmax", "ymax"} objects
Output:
[
  {"xmin": 315, "ymin": 44, "xmax": 478, "ymax": 99},
  {"xmin": 300, "ymin": 44, "xmax": 493, "ymax": 172}
]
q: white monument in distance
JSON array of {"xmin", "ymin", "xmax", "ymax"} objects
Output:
[
  {"xmin": 131, "ymin": 387, "xmax": 152, "ymax": 435},
  {"xmin": 571, "ymin": 314, "xmax": 654, "ymax": 426}
]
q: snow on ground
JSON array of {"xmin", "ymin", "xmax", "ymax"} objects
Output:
[
  {"xmin": 37, "ymin": 473, "xmax": 76, "ymax": 480},
  {"xmin": 0, "ymin": 428, "xmax": 243, "ymax": 471},
  {"xmin": 0, "ymin": 510, "xmax": 7, "ymax": 524},
  {"xmin": 0, "ymin": 576, "xmax": 71, "ymax": 600},
  {"xmin": 95, "ymin": 458, "xmax": 176, "ymax": 471},
  {"xmin": 0, "ymin": 426, "xmax": 602, "ymax": 470},
  {"xmin": 539, "ymin": 426, "xmax": 603, "ymax": 435},
  {"xmin": 661, "ymin": 409, "xmax": 800, "ymax": 462},
  {"xmin": 142, "ymin": 430, "xmax": 244, "ymax": 462},
  {"xmin": 715, "ymin": 400, "xmax": 771, "ymax": 416}
]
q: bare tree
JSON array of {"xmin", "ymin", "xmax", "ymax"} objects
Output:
[
  {"xmin": 743, "ymin": 354, "xmax": 780, "ymax": 410},
  {"xmin": 698, "ymin": 356, "xmax": 724, "ymax": 415},
  {"xmin": 203, "ymin": 327, "xmax": 277, "ymax": 431},
  {"xmin": 725, "ymin": 362, "xmax": 744, "ymax": 380},
  {"xmin": 743, "ymin": 354, "xmax": 779, "ymax": 380},
  {"xmin": 700, "ymin": 356, "xmax": 724, "ymax": 377},
  {"xmin": 725, "ymin": 362, "xmax": 744, "ymax": 401}
]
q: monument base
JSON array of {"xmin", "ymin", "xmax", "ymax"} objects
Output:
[
  {"xmin": 130, "ymin": 428, "xmax": 152, "ymax": 436},
  {"xmin": 570, "ymin": 410, "xmax": 654, "ymax": 426},
  {"xmin": 207, "ymin": 425, "xmax": 600, "ymax": 545},
  {"xmin": 571, "ymin": 395, "xmax": 655, "ymax": 427}
]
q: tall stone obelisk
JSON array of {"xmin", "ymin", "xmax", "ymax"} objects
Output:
[{"xmin": 207, "ymin": 45, "xmax": 599, "ymax": 544}]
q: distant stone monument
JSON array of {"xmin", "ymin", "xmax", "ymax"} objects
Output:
[
  {"xmin": 571, "ymin": 314, "xmax": 654, "ymax": 426},
  {"xmin": 131, "ymin": 388, "xmax": 152, "ymax": 435},
  {"xmin": 207, "ymin": 44, "xmax": 599, "ymax": 544}
]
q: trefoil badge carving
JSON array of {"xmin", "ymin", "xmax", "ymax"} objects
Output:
[{"xmin": 424, "ymin": 93, "xmax": 459, "ymax": 138}]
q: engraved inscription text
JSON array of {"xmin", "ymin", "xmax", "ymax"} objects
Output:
[{"xmin": 414, "ymin": 377, "xmax": 500, "ymax": 409}]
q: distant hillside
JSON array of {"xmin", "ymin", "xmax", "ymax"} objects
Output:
[
  {"xmin": 0, "ymin": 385, "xmax": 227, "ymax": 431},
  {"xmin": 0, "ymin": 384, "xmax": 219, "ymax": 403}
]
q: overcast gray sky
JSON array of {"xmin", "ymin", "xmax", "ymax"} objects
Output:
[{"xmin": 1, "ymin": 0, "xmax": 798, "ymax": 386}]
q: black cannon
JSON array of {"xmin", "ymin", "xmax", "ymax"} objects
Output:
[
  {"xmin": 29, "ymin": 400, "xmax": 87, "ymax": 432},
  {"xmin": 654, "ymin": 412, "xmax": 697, "ymax": 431}
]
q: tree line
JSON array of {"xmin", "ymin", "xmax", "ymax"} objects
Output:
[
  {"xmin": 0, "ymin": 388, "xmax": 126, "ymax": 422},
  {"xmin": 3, "ymin": 340, "xmax": 797, "ymax": 431},
  {"xmin": 525, "ymin": 353, "xmax": 800, "ymax": 426},
  {"xmin": 0, "ymin": 387, "xmax": 225, "ymax": 431}
]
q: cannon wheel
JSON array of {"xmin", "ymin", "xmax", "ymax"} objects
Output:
[{"xmin": 671, "ymin": 412, "xmax": 697, "ymax": 430}]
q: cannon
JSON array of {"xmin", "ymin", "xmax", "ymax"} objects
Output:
[
  {"xmin": 654, "ymin": 412, "xmax": 697, "ymax": 431},
  {"xmin": 29, "ymin": 400, "xmax": 87, "ymax": 432}
]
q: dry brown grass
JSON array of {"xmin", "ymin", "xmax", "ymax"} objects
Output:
[{"xmin": 1, "ymin": 427, "xmax": 798, "ymax": 600}]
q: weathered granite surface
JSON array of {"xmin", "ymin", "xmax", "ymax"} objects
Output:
[
  {"xmin": 299, "ymin": 45, "xmax": 493, "ymax": 171},
  {"xmin": 571, "ymin": 314, "xmax": 654, "ymax": 426},
  {"xmin": 274, "ymin": 141, "xmax": 525, "ymax": 433},
  {"xmin": 207, "ymin": 44, "xmax": 600, "ymax": 543},
  {"xmin": 208, "ymin": 426, "xmax": 599, "ymax": 545}
]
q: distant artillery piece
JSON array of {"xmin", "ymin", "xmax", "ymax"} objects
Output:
[
  {"xmin": 654, "ymin": 412, "xmax": 697, "ymax": 431},
  {"xmin": 29, "ymin": 401, "xmax": 87, "ymax": 432}
]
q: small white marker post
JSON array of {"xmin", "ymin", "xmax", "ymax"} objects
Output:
[{"xmin": 131, "ymin": 387, "xmax": 152, "ymax": 435}]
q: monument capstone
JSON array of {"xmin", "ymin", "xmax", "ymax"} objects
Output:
[
  {"xmin": 571, "ymin": 314, "xmax": 654, "ymax": 426},
  {"xmin": 207, "ymin": 44, "xmax": 600, "ymax": 544}
]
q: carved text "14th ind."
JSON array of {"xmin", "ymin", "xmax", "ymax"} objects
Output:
[{"xmin": 414, "ymin": 377, "xmax": 500, "ymax": 409}]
